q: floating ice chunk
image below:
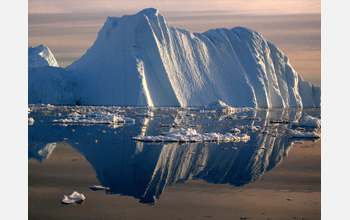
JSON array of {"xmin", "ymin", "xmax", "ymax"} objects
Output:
[
  {"xmin": 291, "ymin": 115, "xmax": 321, "ymax": 128},
  {"xmin": 287, "ymin": 129, "xmax": 321, "ymax": 138},
  {"xmin": 132, "ymin": 128, "xmax": 250, "ymax": 142},
  {"xmin": 84, "ymin": 110, "xmax": 113, "ymax": 117},
  {"xmin": 229, "ymin": 128, "xmax": 241, "ymax": 134},
  {"xmin": 196, "ymin": 100, "xmax": 235, "ymax": 114},
  {"xmin": 61, "ymin": 191, "xmax": 85, "ymax": 204},
  {"xmin": 248, "ymin": 125, "xmax": 261, "ymax": 131},
  {"xmin": 68, "ymin": 112, "xmax": 81, "ymax": 117},
  {"xmin": 28, "ymin": 118, "xmax": 34, "ymax": 124},
  {"xmin": 235, "ymin": 125, "xmax": 248, "ymax": 130},
  {"xmin": 89, "ymin": 185, "xmax": 110, "ymax": 191}
]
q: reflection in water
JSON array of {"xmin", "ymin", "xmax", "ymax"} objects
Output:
[
  {"xmin": 28, "ymin": 106, "xmax": 320, "ymax": 204},
  {"xmin": 28, "ymin": 142, "xmax": 57, "ymax": 162}
]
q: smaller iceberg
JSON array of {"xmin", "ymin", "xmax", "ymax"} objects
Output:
[
  {"xmin": 61, "ymin": 191, "xmax": 85, "ymax": 204},
  {"xmin": 132, "ymin": 128, "xmax": 250, "ymax": 142}
]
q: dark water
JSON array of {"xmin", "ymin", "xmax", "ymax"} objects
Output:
[{"xmin": 28, "ymin": 105, "xmax": 321, "ymax": 219}]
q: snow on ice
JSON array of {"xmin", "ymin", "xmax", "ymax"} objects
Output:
[{"xmin": 28, "ymin": 8, "xmax": 320, "ymax": 108}]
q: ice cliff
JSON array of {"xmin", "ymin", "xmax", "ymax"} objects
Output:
[{"xmin": 29, "ymin": 8, "xmax": 320, "ymax": 108}]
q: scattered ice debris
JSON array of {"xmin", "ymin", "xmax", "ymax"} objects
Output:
[
  {"xmin": 68, "ymin": 112, "xmax": 81, "ymax": 117},
  {"xmin": 246, "ymin": 117, "xmax": 261, "ymax": 121},
  {"xmin": 137, "ymin": 111, "xmax": 154, "ymax": 117},
  {"xmin": 261, "ymin": 129, "xmax": 268, "ymax": 134},
  {"xmin": 61, "ymin": 191, "xmax": 85, "ymax": 204},
  {"xmin": 28, "ymin": 117, "xmax": 34, "ymax": 124},
  {"xmin": 235, "ymin": 125, "xmax": 247, "ymax": 130},
  {"xmin": 161, "ymin": 123, "xmax": 200, "ymax": 128},
  {"xmin": 287, "ymin": 130, "xmax": 321, "ymax": 138},
  {"xmin": 85, "ymin": 110, "xmax": 116, "ymax": 117},
  {"xmin": 291, "ymin": 115, "xmax": 321, "ymax": 128},
  {"xmin": 52, "ymin": 115, "xmax": 134, "ymax": 124},
  {"xmin": 186, "ymin": 113, "xmax": 196, "ymax": 117},
  {"xmin": 89, "ymin": 185, "xmax": 110, "ymax": 191},
  {"xmin": 132, "ymin": 128, "xmax": 250, "ymax": 142},
  {"xmin": 248, "ymin": 125, "xmax": 261, "ymax": 131},
  {"xmin": 229, "ymin": 128, "xmax": 241, "ymax": 134},
  {"xmin": 196, "ymin": 100, "xmax": 236, "ymax": 114}
]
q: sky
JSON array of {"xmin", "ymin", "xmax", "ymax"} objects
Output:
[
  {"xmin": 28, "ymin": 0, "xmax": 321, "ymax": 87},
  {"xmin": 28, "ymin": 0, "xmax": 321, "ymax": 14}
]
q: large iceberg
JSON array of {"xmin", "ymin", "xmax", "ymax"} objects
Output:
[{"xmin": 28, "ymin": 8, "xmax": 320, "ymax": 108}]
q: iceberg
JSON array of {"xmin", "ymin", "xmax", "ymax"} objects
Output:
[
  {"xmin": 28, "ymin": 66, "xmax": 81, "ymax": 105},
  {"xmin": 29, "ymin": 8, "xmax": 320, "ymax": 108}
]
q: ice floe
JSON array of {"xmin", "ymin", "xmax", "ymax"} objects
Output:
[
  {"xmin": 53, "ymin": 115, "xmax": 135, "ymax": 124},
  {"xmin": 291, "ymin": 115, "xmax": 321, "ymax": 128},
  {"xmin": 248, "ymin": 125, "xmax": 261, "ymax": 131},
  {"xmin": 61, "ymin": 191, "xmax": 85, "ymax": 204},
  {"xmin": 286, "ymin": 130, "xmax": 321, "ymax": 138},
  {"xmin": 67, "ymin": 112, "xmax": 82, "ymax": 117},
  {"xmin": 229, "ymin": 128, "xmax": 241, "ymax": 134},
  {"xmin": 89, "ymin": 185, "xmax": 110, "ymax": 191},
  {"xmin": 132, "ymin": 128, "xmax": 250, "ymax": 142}
]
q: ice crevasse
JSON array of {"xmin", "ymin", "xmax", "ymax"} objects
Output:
[{"xmin": 29, "ymin": 8, "xmax": 320, "ymax": 108}]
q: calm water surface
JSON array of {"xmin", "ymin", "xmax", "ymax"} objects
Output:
[{"xmin": 28, "ymin": 105, "xmax": 321, "ymax": 220}]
